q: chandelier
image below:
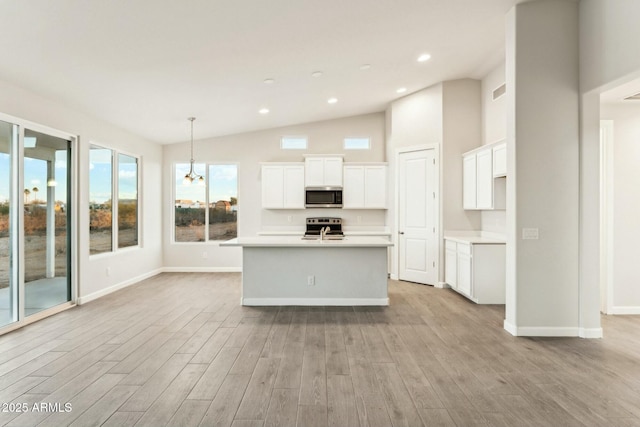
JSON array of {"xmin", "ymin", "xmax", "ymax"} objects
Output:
[{"xmin": 183, "ymin": 117, "xmax": 204, "ymax": 186}]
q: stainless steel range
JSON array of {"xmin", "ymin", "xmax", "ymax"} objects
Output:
[{"xmin": 303, "ymin": 217, "xmax": 344, "ymax": 240}]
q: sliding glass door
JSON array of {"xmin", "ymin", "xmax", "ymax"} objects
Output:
[
  {"xmin": 0, "ymin": 115, "xmax": 75, "ymax": 332},
  {"xmin": 0, "ymin": 120, "xmax": 17, "ymax": 327},
  {"xmin": 23, "ymin": 129, "xmax": 72, "ymax": 316}
]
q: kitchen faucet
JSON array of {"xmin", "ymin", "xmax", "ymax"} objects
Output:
[{"xmin": 320, "ymin": 226, "xmax": 331, "ymax": 241}]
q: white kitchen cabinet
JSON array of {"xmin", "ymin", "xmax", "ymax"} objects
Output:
[
  {"xmin": 444, "ymin": 240, "xmax": 457, "ymax": 289},
  {"xmin": 261, "ymin": 163, "xmax": 305, "ymax": 209},
  {"xmin": 343, "ymin": 164, "xmax": 387, "ymax": 209},
  {"xmin": 304, "ymin": 156, "xmax": 343, "ymax": 187},
  {"xmin": 475, "ymin": 149, "xmax": 493, "ymax": 209},
  {"xmin": 492, "ymin": 142, "xmax": 506, "ymax": 177},
  {"xmin": 462, "ymin": 154, "xmax": 477, "ymax": 209},
  {"xmin": 463, "ymin": 142, "xmax": 506, "ymax": 210},
  {"xmin": 444, "ymin": 237, "xmax": 506, "ymax": 304}
]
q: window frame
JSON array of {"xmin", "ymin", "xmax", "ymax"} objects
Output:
[
  {"xmin": 172, "ymin": 161, "xmax": 239, "ymax": 244},
  {"xmin": 89, "ymin": 143, "xmax": 142, "ymax": 257}
]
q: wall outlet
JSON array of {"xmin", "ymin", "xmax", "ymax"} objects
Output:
[
  {"xmin": 202, "ymin": 251, "xmax": 208, "ymax": 259},
  {"xmin": 522, "ymin": 228, "xmax": 539, "ymax": 240},
  {"xmin": 307, "ymin": 275, "xmax": 315, "ymax": 286},
  {"xmin": 106, "ymin": 267, "xmax": 111, "ymax": 277}
]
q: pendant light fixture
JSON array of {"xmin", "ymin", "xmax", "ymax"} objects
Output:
[{"xmin": 183, "ymin": 117, "xmax": 204, "ymax": 186}]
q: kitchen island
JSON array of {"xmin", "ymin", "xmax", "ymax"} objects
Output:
[{"xmin": 221, "ymin": 236, "xmax": 393, "ymax": 306}]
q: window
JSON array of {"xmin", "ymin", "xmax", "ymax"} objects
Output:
[
  {"xmin": 174, "ymin": 163, "xmax": 206, "ymax": 242},
  {"xmin": 118, "ymin": 154, "xmax": 138, "ymax": 248},
  {"xmin": 174, "ymin": 163, "xmax": 238, "ymax": 242},
  {"xmin": 89, "ymin": 145, "xmax": 140, "ymax": 254},
  {"xmin": 89, "ymin": 146, "xmax": 113, "ymax": 254},
  {"xmin": 344, "ymin": 137, "xmax": 370, "ymax": 150},
  {"xmin": 281, "ymin": 136, "xmax": 307, "ymax": 150}
]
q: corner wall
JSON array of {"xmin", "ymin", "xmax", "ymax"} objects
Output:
[
  {"xmin": 505, "ymin": 0, "xmax": 581, "ymax": 336},
  {"xmin": 600, "ymin": 104, "xmax": 640, "ymax": 313},
  {"xmin": 579, "ymin": 0, "xmax": 640, "ymax": 334},
  {"xmin": 0, "ymin": 79, "xmax": 164, "ymax": 303}
]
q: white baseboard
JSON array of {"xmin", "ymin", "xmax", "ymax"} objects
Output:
[
  {"xmin": 389, "ymin": 274, "xmax": 399, "ymax": 280},
  {"xmin": 435, "ymin": 281, "xmax": 448, "ymax": 289},
  {"xmin": 77, "ymin": 268, "xmax": 163, "ymax": 305},
  {"xmin": 162, "ymin": 266, "xmax": 242, "ymax": 273},
  {"xmin": 503, "ymin": 321, "xmax": 589, "ymax": 338},
  {"xmin": 579, "ymin": 327, "xmax": 603, "ymax": 339},
  {"xmin": 242, "ymin": 298, "xmax": 389, "ymax": 306},
  {"xmin": 609, "ymin": 306, "xmax": 640, "ymax": 315},
  {"xmin": 503, "ymin": 320, "xmax": 517, "ymax": 336}
]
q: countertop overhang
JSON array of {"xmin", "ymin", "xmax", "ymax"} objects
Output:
[{"xmin": 221, "ymin": 236, "xmax": 393, "ymax": 248}]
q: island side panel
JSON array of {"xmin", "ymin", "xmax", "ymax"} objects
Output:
[{"xmin": 241, "ymin": 246, "xmax": 388, "ymax": 306}]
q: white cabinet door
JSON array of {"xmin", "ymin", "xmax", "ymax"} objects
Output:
[
  {"xmin": 493, "ymin": 143, "xmax": 506, "ymax": 177},
  {"xmin": 456, "ymin": 243, "xmax": 472, "ymax": 296},
  {"xmin": 476, "ymin": 149, "xmax": 493, "ymax": 209},
  {"xmin": 463, "ymin": 154, "xmax": 477, "ymax": 209},
  {"xmin": 343, "ymin": 166, "xmax": 365, "ymax": 208},
  {"xmin": 364, "ymin": 166, "xmax": 386, "ymax": 208},
  {"xmin": 305, "ymin": 157, "xmax": 343, "ymax": 187},
  {"xmin": 305, "ymin": 158, "xmax": 325, "ymax": 187},
  {"xmin": 324, "ymin": 157, "xmax": 343, "ymax": 186},
  {"xmin": 261, "ymin": 166, "xmax": 284, "ymax": 208},
  {"xmin": 283, "ymin": 166, "xmax": 305, "ymax": 208},
  {"xmin": 445, "ymin": 240, "xmax": 457, "ymax": 289}
]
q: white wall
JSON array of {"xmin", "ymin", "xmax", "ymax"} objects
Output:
[
  {"xmin": 0, "ymin": 79, "xmax": 164, "ymax": 302},
  {"xmin": 162, "ymin": 113, "xmax": 386, "ymax": 270},
  {"xmin": 578, "ymin": 0, "xmax": 640, "ymax": 333},
  {"xmin": 600, "ymin": 104, "xmax": 640, "ymax": 312},
  {"xmin": 505, "ymin": 0, "xmax": 581, "ymax": 335},
  {"xmin": 385, "ymin": 80, "xmax": 482, "ymax": 281},
  {"xmin": 481, "ymin": 64, "xmax": 507, "ymax": 235}
]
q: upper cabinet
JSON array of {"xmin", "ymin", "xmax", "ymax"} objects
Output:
[
  {"xmin": 343, "ymin": 164, "xmax": 387, "ymax": 209},
  {"xmin": 463, "ymin": 142, "xmax": 506, "ymax": 210},
  {"xmin": 261, "ymin": 163, "xmax": 305, "ymax": 209},
  {"xmin": 304, "ymin": 156, "xmax": 343, "ymax": 187},
  {"xmin": 492, "ymin": 142, "xmax": 506, "ymax": 177}
]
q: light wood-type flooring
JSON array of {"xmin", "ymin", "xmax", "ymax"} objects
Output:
[{"xmin": 1, "ymin": 272, "xmax": 639, "ymax": 427}]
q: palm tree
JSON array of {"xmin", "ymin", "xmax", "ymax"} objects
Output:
[
  {"xmin": 32, "ymin": 187, "xmax": 39, "ymax": 203},
  {"xmin": 24, "ymin": 188, "xmax": 31, "ymax": 204}
]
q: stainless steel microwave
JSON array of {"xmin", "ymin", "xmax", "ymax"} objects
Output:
[{"xmin": 305, "ymin": 187, "xmax": 343, "ymax": 208}]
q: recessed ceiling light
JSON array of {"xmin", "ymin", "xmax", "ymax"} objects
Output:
[
  {"xmin": 327, "ymin": 98, "xmax": 338, "ymax": 104},
  {"xmin": 311, "ymin": 71, "xmax": 323, "ymax": 78},
  {"xmin": 396, "ymin": 87, "xmax": 407, "ymax": 94},
  {"xmin": 360, "ymin": 64, "xmax": 371, "ymax": 70},
  {"xmin": 263, "ymin": 78, "xmax": 275, "ymax": 84},
  {"xmin": 259, "ymin": 108, "xmax": 270, "ymax": 114},
  {"xmin": 417, "ymin": 53, "xmax": 431, "ymax": 62}
]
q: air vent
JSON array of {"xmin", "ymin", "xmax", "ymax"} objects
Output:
[
  {"xmin": 624, "ymin": 92, "xmax": 640, "ymax": 100},
  {"xmin": 493, "ymin": 83, "xmax": 506, "ymax": 100}
]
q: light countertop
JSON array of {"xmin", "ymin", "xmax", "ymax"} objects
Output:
[
  {"xmin": 221, "ymin": 236, "xmax": 393, "ymax": 248},
  {"xmin": 444, "ymin": 235, "xmax": 506, "ymax": 244}
]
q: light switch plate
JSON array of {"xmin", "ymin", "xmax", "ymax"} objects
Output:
[{"xmin": 522, "ymin": 228, "xmax": 539, "ymax": 240}]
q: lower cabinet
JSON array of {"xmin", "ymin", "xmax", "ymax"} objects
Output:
[{"xmin": 444, "ymin": 238, "xmax": 505, "ymax": 304}]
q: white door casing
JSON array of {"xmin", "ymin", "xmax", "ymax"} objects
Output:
[{"xmin": 398, "ymin": 148, "xmax": 438, "ymax": 285}]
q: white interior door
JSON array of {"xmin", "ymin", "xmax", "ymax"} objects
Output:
[{"xmin": 398, "ymin": 149, "xmax": 437, "ymax": 285}]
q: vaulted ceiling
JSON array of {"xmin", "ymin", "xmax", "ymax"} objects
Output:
[{"xmin": 0, "ymin": 0, "xmax": 517, "ymax": 144}]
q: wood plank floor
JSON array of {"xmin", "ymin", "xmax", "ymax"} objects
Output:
[{"xmin": 1, "ymin": 272, "xmax": 640, "ymax": 427}]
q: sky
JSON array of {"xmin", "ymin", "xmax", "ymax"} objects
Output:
[
  {"xmin": 0, "ymin": 152, "xmax": 68, "ymax": 204},
  {"xmin": 90, "ymin": 148, "xmax": 138, "ymax": 203},
  {"xmin": 175, "ymin": 163, "xmax": 238, "ymax": 204}
]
